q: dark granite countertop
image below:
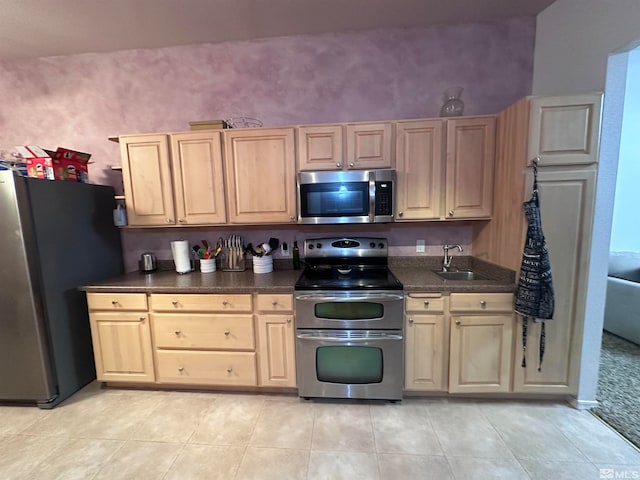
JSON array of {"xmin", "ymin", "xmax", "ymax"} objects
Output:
[{"xmin": 81, "ymin": 257, "xmax": 515, "ymax": 294}]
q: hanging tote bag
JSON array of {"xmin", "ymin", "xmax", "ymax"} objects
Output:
[{"xmin": 514, "ymin": 163, "xmax": 554, "ymax": 371}]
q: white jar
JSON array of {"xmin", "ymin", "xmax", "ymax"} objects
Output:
[
  {"xmin": 252, "ymin": 255, "xmax": 273, "ymax": 274},
  {"xmin": 200, "ymin": 258, "xmax": 216, "ymax": 273}
]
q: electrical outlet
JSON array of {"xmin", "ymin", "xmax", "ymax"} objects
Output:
[
  {"xmin": 281, "ymin": 242, "xmax": 291, "ymax": 257},
  {"xmin": 416, "ymin": 239, "xmax": 425, "ymax": 253}
]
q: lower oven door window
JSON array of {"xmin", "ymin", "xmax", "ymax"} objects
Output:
[{"xmin": 316, "ymin": 346, "xmax": 383, "ymax": 384}]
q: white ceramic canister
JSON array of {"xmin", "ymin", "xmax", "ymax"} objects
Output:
[
  {"xmin": 252, "ymin": 255, "xmax": 273, "ymax": 274},
  {"xmin": 200, "ymin": 258, "xmax": 216, "ymax": 273}
]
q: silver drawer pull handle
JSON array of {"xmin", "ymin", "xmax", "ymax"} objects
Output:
[
  {"xmin": 227, "ymin": 367, "xmax": 232, "ymax": 373},
  {"xmin": 408, "ymin": 318, "xmax": 414, "ymax": 324},
  {"xmin": 287, "ymin": 318, "xmax": 292, "ymax": 324},
  {"xmin": 222, "ymin": 300, "xmax": 229, "ymax": 306},
  {"xmin": 224, "ymin": 330, "xmax": 230, "ymax": 336},
  {"xmin": 424, "ymin": 301, "xmax": 429, "ymax": 307},
  {"xmin": 174, "ymin": 330, "xmax": 181, "ymax": 336},
  {"xmin": 111, "ymin": 300, "xmax": 119, "ymax": 306},
  {"xmin": 455, "ymin": 320, "xmax": 462, "ymax": 326},
  {"xmin": 139, "ymin": 317, "xmax": 145, "ymax": 322},
  {"xmin": 178, "ymin": 367, "xmax": 184, "ymax": 372},
  {"xmin": 480, "ymin": 300, "xmax": 487, "ymax": 307},
  {"xmin": 172, "ymin": 300, "xmax": 178, "ymax": 306},
  {"xmin": 272, "ymin": 300, "xmax": 278, "ymax": 306}
]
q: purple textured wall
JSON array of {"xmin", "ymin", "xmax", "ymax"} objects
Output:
[{"xmin": 0, "ymin": 18, "xmax": 535, "ymax": 271}]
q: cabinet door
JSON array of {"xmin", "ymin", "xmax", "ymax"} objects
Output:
[
  {"xmin": 89, "ymin": 312, "xmax": 155, "ymax": 383},
  {"xmin": 120, "ymin": 134, "xmax": 175, "ymax": 226},
  {"xmin": 445, "ymin": 117, "xmax": 495, "ymax": 219},
  {"xmin": 395, "ymin": 119, "xmax": 444, "ymax": 220},
  {"xmin": 405, "ymin": 314, "xmax": 447, "ymax": 391},
  {"xmin": 528, "ymin": 94, "xmax": 602, "ymax": 166},
  {"xmin": 257, "ymin": 315, "xmax": 296, "ymax": 387},
  {"xmin": 171, "ymin": 131, "xmax": 226, "ymax": 225},
  {"xmin": 449, "ymin": 314, "xmax": 513, "ymax": 393},
  {"xmin": 223, "ymin": 128, "xmax": 297, "ymax": 224},
  {"xmin": 297, "ymin": 125, "xmax": 344, "ymax": 171},
  {"xmin": 346, "ymin": 122, "xmax": 393, "ymax": 169},
  {"xmin": 513, "ymin": 168, "xmax": 596, "ymax": 394}
]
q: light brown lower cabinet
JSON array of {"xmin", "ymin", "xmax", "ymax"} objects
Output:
[
  {"xmin": 405, "ymin": 292, "xmax": 514, "ymax": 394},
  {"xmin": 86, "ymin": 291, "xmax": 296, "ymax": 390},
  {"xmin": 87, "ymin": 293, "xmax": 155, "ymax": 383},
  {"xmin": 404, "ymin": 293, "xmax": 448, "ymax": 391}
]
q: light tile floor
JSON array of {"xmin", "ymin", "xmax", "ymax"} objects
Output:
[{"xmin": 1, "ymin": 382, "xmax": 639, "ymax": 479}]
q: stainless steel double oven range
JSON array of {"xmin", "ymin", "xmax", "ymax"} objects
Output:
[{"xmin": 294, "ymin": 237, "xmax": 404, "ymax": 401}]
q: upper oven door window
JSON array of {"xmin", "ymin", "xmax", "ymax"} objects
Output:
[
  {"xmin": 299, "ymin": 181, "xmax": 369, "ymax": 218},
  {"xmin": 314, "ymin": 301, "xmax": 383, "ymax": 320}
]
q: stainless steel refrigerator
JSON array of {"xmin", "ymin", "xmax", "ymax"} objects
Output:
[{"xmin": 0, "ymin": 170, "xmax": 123, "ymax": 408}]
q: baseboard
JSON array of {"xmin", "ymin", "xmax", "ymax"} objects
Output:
[{"xmin": 567, "ymin": 395, "xmax": 599, "ymax": 410}]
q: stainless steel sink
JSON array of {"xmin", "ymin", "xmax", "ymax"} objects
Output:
[{"xmin": 434, "ymin": 270, "xmax": 487, "ymax": 281}]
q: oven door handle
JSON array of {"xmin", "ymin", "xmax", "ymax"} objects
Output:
[
  {"xmin": 295, "ymin": 332, "xmax": 403, "ymax": 341},
  {"xmin": 295, "ymin": 293, "xmax": 404, "ymax": 302}
]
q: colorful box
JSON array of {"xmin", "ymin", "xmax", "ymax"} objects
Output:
[
  {"xmin": 16, "ymin": 146, "xmax": 54, "ymax": 180},
  {"xmin": 52, "ymin": 147, "xmax": 92, "ymax": 183}
]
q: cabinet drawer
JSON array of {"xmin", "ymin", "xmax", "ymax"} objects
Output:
[
  {"xmin": 87, "ymin": 293, "xmax": 148, "ymax": 311},
  {"xmin": 155, "ymin": 350, "xmax": 257, "ymax": 386},
  {"xmin": 150, "ymin": 294, "xmax": 252, "ymax": 312},
  {"xmin": 256, "ymin": 294, "xmax": 293, "ymax": 312},
  {"xmin": 405, "ymin": 293, "xmax": 445, "ymax": 313},
  {"xmin": 449, "ymin": 293, "xmax": 513, "ymax": 313},
  {"xmin": 152, "ymin": 314, "xmax": 255, "ymax": 350}
]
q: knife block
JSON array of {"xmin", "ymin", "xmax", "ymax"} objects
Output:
[{"xmin": 220, "ymin": 246, "xmax": 246, "ymax": 271}]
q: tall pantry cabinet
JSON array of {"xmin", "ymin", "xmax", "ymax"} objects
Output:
[{"xmin": 473, "ymin": 93, "xmax": 602, "ymax": 395}]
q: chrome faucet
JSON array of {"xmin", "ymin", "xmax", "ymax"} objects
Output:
[{"xmin": 442, "ymin": 244, "xmax": 463, "ymax": 271}]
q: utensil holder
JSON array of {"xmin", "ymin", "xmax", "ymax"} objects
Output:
[
  {"xmin": 252, "ymin": 255, "xmax": 273, "ymax": 274},
  {"xmin": 200, "ymin": 258, "xmax": 216, "ymax": 273},
  {"xmin": 220, "ymin": 246, "xmax": 246, "ymax": 271}
]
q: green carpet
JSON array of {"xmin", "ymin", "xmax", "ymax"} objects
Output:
[{"xmin": 593, "ymin": 331, "xmax": 640, "ymax": 448}]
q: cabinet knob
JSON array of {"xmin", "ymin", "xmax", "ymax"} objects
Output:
[
  {"xmin": 423, "ymin": 301, "xmax": 429, "ymax": 307},
  {"xmin": 272, "ymin": 301, "xmax": 279, "ymax": 307},
  {"xmin": 172, "ymin": 300, "xmax": 178, "ymax": 306},
  {"xmin": 398, "ymin": 211, "xmax": 403, "ymax": 217},
  {"xmin": 227, "ymin": 367, "xmax": 233, "ymax": 373},
  {"xmin": 408, "ymin": 317, "xmax": 414, "ymax": 324},
  {"xmin": 448, "ymin": 210, "xmax": 454, "ymax": 217},
  {"xmin": 222, "ymin": 300, "xmax": 229, "ymax": 306},
  {"xmin": 166, "ymin": 218, "xmax": 173, "ymax": 223},
  {"xmin": 480, "ymin": 300, "xmax": 487, "ymax": 307},
  {"xmin": 287, "ymin": 318, "xmax": 292, "ymax": 324},
  {"xmin": 178, "ymin": 367, "xmax": 184, "ymax": 373},
  {"xmin": 111, "ymin": 300, "xmax": 119, "ymax": 306},
  {"xmin": 224, "ymin": 330, "xmax": 230, "ymax": 336},
  {"xmin": 349, "ymin": 162, "xmax": 355, "ymax": 168},
  {"xmin": 336, "ymin": 162, "xmax": 342, "ymax": 168},
  {"xmin": 290, "ymin": 216, "xmax": 296, "ymax": 221},
  {"xmin": 174, "ymin": 330, "xmax": 181, "ymax": 336},
  {"xmin": 455, "ymin": 320, "xmax": 462, "ymax": 326},
  {"xmin": 139, "ymin": 317, "xmax": 145, "ymax": 322},
  {"xmin": 178, "ymin": 218, "xmax": 185, "ymax": 223}
]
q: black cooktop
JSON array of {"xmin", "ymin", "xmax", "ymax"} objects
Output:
[{"xmin": 294, "ymin": 266, "xmax": 403, "ymax": 291}]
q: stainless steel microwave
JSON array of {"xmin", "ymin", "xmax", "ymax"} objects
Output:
[{"xmin": 297, "ymin": 169, "xmax": 395, "ymax": 224}]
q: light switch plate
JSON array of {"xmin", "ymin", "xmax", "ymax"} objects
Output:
[
  {"xmin": 281, "ymin": 243, "xmax": 291, "ymax": 257},
  {"xmin": 416, "ymin": 240, "xmax": 425, "ymax": 253}
]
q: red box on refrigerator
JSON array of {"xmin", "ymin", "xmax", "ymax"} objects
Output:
[{"xmin": 16, "ymin": 146, "xmax": 54, "ymax": 180}]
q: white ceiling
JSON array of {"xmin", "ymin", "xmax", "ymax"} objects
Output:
[{"xmin": 0, "ymin": 0, "xmax": 555, "ymax": 62}]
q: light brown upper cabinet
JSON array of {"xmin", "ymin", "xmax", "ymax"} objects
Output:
[
  {"xmin": 297, "ymin": 122, "xmax": 393, "ymax": 170},
  {"xmin": 395, "ymin": 119, "xmax": 444, "ymax": 220},
  {"xmin": 528, "ymin": 94, "xmax": 602, "ymax": 166},
  {"xmin": 223, "ymin": 128, "xmax": 297, "ymax": 224},
  {"xmin": 119, "ymin": 131, "xmax": 226, "ymax": 226},
  {"xmin": 445, "ymin": 116, "xmax": 496, "ymax": 219}
]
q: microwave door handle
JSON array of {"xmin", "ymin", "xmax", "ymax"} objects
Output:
[{"xmin": 369, "ymin": 171, "xmax": 375, "ymax": 223}]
